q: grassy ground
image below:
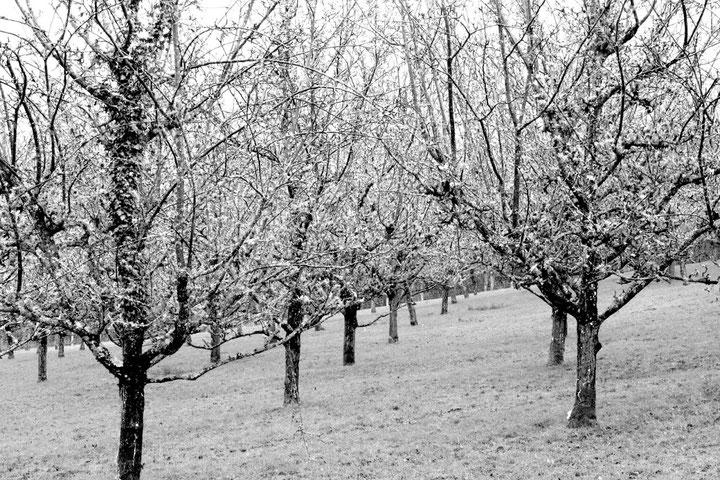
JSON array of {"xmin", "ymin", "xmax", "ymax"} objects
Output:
[{"xmin": 2, "ymin": 277, "xmax": 720, "ymax": 479}]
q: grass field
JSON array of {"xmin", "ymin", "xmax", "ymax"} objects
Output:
[{"xmin": 2, "ymin": 277, "xmax": 720, "ymax": 479}]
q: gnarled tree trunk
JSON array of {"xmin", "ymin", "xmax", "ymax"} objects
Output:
[
  {"xmin": 343, "ymin": 303, "xmax": 359, "ymax": 365},
  {"xmin": 547, "ymin": 307, "xmax": 567, "ymax": 366}
]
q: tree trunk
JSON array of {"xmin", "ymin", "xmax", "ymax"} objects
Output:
[
  {"xmin": 567, "ymin": 320, "xmax": 602, "ymax": 428},
  {"xmin": 117, "ymin": 376, "xmax": 146, "ymax": 480},
  {"xmin": 284, "ymin": 291, "xmax": 303, "ymax": 405},
  {"xmin": 343, "ymin": 303, "xmax": 359, "ymax": 365},
  {"xmin": 680, "ymin": 259, "xmax": 688, "ymax": 285},
  {"xmin": 405, "ymin": 282, "xmax": 417, "ymax": 326},
  {"xmin": 440, "ymin": 285, "xmax": 449, "ymax": 314},
  {"xmin": 547, "ymin": 307, "xmax": 567, "ymax": 366},
  {"xmin": 57, "ymin": 333, "xmax": 65, "ymax": 358},
  {"xmin": 207, "ymin": 286, "xmax": 222, "ymax": 363},
  {"xmin": 483, "ymin": 270, "xmax": 490, "ymax": 291},
  {"xmin": 37, "ymin": 335, "xmax": 47, "ymax": 382},
  {"xmin": 489, "ymin": 272, "xmax": 495, "ymax": 290},
  {"xmin": 450, "ymin": 288, "xmax": 458, "ymax": 304},
  {"xmin": 370, "ymin": 298, "xmax": 376, "ymax": 313},
  {"xmin": 387, "ymin": 289, "xmax": 399, "ymax": 343},
  {"xmin": 210, "ymin": 325, "xmax": 222, "ymax": 364},
  {"xmin": 79, "ymin": 340, "xmax": 85, "ymax": 351},
  {"xmin": 0, "ymin": 330, "xmax": 9, "ymax": 358},
  {"xmin": 407, "ymin": 299, "xmax": 417, "ymax": 326}
]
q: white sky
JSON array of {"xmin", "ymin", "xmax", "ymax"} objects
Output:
[{"xmin": 0, "ymin": 0, "xmax": 248, "ymax": 46}]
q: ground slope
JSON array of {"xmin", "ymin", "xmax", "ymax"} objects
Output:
[{"xmin": 2, "ymin": 278, "xmax": 719, "ymax": 479}]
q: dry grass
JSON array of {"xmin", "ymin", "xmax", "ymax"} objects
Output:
[{"xmin": 2, "ymin": 276, "xmax": 720, "ymax": 479}]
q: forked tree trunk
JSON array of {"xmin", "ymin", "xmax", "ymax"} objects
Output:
[
  {"xmin": 547, "ymin": 307, "xmax": 567, "ymax": 366},
  {"xmin": 79, "ymin": 341, "xmax": 85, "ymax": 351},
  {"xmin": 387, "ymin": 289, "xmax": 399, "ymax": 343},
  {"xmin": 37, "ymin": 335, "xmax": 47, "ymax": 382},
  {"xmin": 343, "ymin": 303, "xmax": 359, "ymax": 365},
  {"xmin": 117, "ymin": 376, "xmax": 146, "ymax": 480},
  {"xmin": 57, "ymin": 333, "xmax": 65, "ymax": 358},
  {"xmin": 440, "ymin": 285, "xmax": 449, "ymax": 314},
  {"xmin": 284, "ymin": 291, "xmax": 303, "ymax": 405},
  {"xmin": 567, "ymin": 320, "xmax": 602, "ymax": 427}
]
